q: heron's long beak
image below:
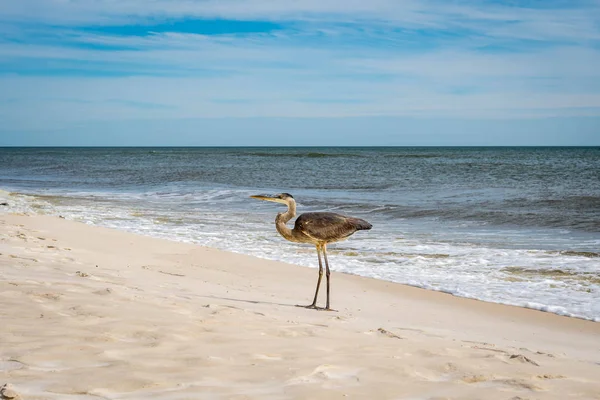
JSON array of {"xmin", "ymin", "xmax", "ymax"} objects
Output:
[{"xmin": 250, "ymin": 195, "xmax": 287, "ymax": 204}]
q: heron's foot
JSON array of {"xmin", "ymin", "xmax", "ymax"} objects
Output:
[
  {"xmin": 296, "ymin": 304, "xmax": 323, "ymax": 310},
  {"xmin": 295, "ymin": 304, "xmax": 338, "ymax": 312}
]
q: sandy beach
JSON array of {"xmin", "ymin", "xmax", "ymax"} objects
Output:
[{"xmin": 1, "ymin": 212, "xmax": 599, "ymax": 400}]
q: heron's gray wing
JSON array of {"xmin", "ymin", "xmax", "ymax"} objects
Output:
[{"xmin": 294, "ymin": 212, "xmax": 371, "ymax": 242}]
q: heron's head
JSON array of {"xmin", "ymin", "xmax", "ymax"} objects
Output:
[{"xmin": 250, "ymin": 193, "xmax": 294, "ymax": 205}]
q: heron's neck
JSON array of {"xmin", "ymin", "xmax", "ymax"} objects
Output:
[{"xmin": 275, "ymin": 200, "xmax": 296, "ymax": 241}]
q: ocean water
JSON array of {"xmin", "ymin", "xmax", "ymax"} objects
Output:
[{"xmin": 1, "ymin": 147, "xmax": 599, "ymax": 320}]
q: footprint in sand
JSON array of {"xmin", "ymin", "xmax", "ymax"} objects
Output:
[
  {"xmin": 461, "ymin": 375, "xmax": 543, "ymax": 391},
  {"xmin": 33, "ymin": 292, "xmax": 62, "ymax": 301},
  {"xmin": 206, "ymin": 304, "xmax": 243, "ymax": 316},
  {"xmin": 508, "ymin": 354, "xmax": 539, "ymax": 366},
  {"xmin": 0, "ymin": 383, "xmax": 21, "ymax": 400},
  {"xmin": 496, "ymin": 378, "xmax": 543, "ymax": 391},
  {"xmin": 287, "ymin": 364, "xmax": 361, "ymax": 386},
  {"xmin": 534, "ymin": 350, "xmax": 557, "ymax": 358},
  {"xmin": 0, "ymin": 361, "xmax": 25, "ymax": 372},
  {"xmin": 471, "ymin": 346, "xmax": 541, "ymax": 367},
  {"xmin": 274, "ymin": 325, "xmax": 319, "ymax": 338},
  {"xmin": 461, "ymin": 374, "xmax": 493, "ymax": 384},
  {"xmin": 252, "ymin": 354, "xmax": 282, "ymax": 361},
  {"xmin": 93, "ymin": 288, "xmax": 113, "ymax": 296},
  {"xmin": 15, "ymin": 233, "xmax": 28, "ymax": 241},
  {"xmin": 535, "ymin": 374, "xmax": 565, "ymax": 380},
  {"xmin": 8, "ymin": 255, "xmax": 38, "ymax": 263},
  {"xmin": 0, "ymin": 383, "xmax": 22, "ymax": 400},
  {"xmin": 204, "ymin": 304, "xmax": 267, "ymax": 319},
  {"xmin": 331, "ymin": 315, "xmax": 353, "ymax": 323},
  {"xmin": 376, "ymin": 327, "xmax": 404, "ymax": 339}
]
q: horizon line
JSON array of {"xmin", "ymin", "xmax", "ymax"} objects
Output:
[{"xmin": 1, "ymin": 145, "xmax": 599, "ymax": 149}]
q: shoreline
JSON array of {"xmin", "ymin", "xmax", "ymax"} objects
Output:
[
  {"xmin": 1, "ymin": 212, "xmax": 599, "ymax": 399},
  {"xmin": 2, "ymin": 188, "xmax": 599, "ymax": 323}
]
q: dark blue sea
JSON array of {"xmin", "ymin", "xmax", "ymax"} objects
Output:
[{"xmin": 1, "ymin": 147, "xmax": 599, "ymax": 320}]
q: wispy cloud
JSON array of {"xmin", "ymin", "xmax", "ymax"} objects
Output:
[{"xmin": 1, "ymin": 0, "xmax": 599, "ymax": 135}]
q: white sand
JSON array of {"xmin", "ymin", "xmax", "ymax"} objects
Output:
[{"xmin": 1, "ymin": 213, "xmax": 599, "ymax": 400}]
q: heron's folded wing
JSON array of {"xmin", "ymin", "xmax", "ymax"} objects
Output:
[{"xmin": 294, "ymin": 212, "xmax": 369, "ymax": 242}]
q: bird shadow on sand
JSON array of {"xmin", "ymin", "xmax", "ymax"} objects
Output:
[{"xmin": 200, "ymin": 294, "xmax": 299, "ymax": 308}]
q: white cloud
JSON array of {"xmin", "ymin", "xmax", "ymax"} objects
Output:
[
  {"xmin": 1, "ymin": 0, "xmax": 599, "ymax": 126},
  {"xmin": 1, "ymin": 0, "xmax": 599, "ymax": 42}
]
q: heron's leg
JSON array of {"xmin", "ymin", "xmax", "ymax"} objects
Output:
[
  {"xmin": 310, "ymin": 244, "xmax": 324, "ymax": 307},
  {"xmin": 296, "ymin": 244, "xmax": 324, "ymax": 310},
  {"xmin": 322, "ymin": 244, "xmax": 336, "ymax": 311}
]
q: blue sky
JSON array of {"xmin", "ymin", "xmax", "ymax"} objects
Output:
[{"xmin": 0, "ymin": 0, "xmax": 599, "ymax": 146}]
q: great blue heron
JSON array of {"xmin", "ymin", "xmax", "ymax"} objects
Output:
[{"xmin": 251, "ymin": 193, "xmax": 372, "ymax": 311}]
